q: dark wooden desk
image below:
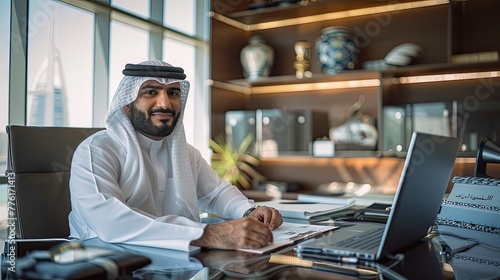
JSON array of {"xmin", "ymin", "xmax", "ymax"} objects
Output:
[
  {"xmin": 4, "ymin": 214, "xmax": 498, "ymax": 279},
  {"xmin": 4, "ymin": 231, "xmax": 496, "ymax": 279},
  {"xmin": 192, "ymin": 235, "xmax": 447, "ymax": 280},
  {"xmin": 79, "ymin": 232, "xmax": 448, "ymax": 279}
]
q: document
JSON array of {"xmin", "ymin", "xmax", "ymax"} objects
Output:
[
  {"xmin": 296, "ymin": 194, "xmax": 355, "ymax": 205},
  {"xmin": 238, "ymin": 222, "xmax": 337, "ymax": 254},
  {"xmin": 256, "ymin": 200, "xmax": 356, "ymax": 220}
]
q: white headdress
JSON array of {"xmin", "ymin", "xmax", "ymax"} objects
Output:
[{"xmin": 105, "ymin": 60, "xmax": 200, "ymax": 221}]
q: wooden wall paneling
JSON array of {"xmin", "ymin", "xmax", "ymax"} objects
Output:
[
  {"xmin": 451, "ymin": 0, "xmax": 500, "ymax": 55},
  {"xmin": 210, "ymin": 20, "xmax": 247, "ymax": 81}
]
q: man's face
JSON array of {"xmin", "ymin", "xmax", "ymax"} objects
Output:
[{"xmin": 126, "ymin": 80, "xmax": 182, "ymax": 140}]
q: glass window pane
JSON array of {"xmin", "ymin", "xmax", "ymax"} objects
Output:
[
  {"xmin": 112, "ymin": 0, "xmax": 149, "ymax": 19},
  {"xmin": 0, "ymin": 0, "xmax": 10, "ymax": 234},
  {"xmin": 1, "ymin": 0, "xmax": 10, "ymax": 168},
  {"xmin": 163, "ymin": 40, "xmax": 196, "ymax": 144},
  {"xmin": 109, "ymin": 21, "xmax": 149, "ymax": 105},
  {"xmin": 27, "ymin": 0, "xmax": 94, "ymax": 127},
  {"xmin": 164, "ymin": 0, "xmax": 196, "ymax": 36}
]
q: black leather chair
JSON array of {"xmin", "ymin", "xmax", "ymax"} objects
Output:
[
  {"xmin": 5, "ymin": 125, "xmax": 104, "ymax": 240},
  {"xmin": 3, "ymin": 126, "xmax": 153, "ymax": 279}
]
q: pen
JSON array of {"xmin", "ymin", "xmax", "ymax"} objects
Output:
[{"xmin": 269, "ymin": 254, "xmax": 378, "ymax": 277}]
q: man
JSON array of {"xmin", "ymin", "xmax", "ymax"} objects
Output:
[{"xmin": 69, "ymin": 60, "xmax": 283, "ymax": 252}]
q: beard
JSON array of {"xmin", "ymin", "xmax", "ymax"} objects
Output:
[{"xmin": 129, "ymin": 103, "xmax": 180, "ymax": 137}]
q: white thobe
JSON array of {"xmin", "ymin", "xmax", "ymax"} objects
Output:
[{"xmin": 69, "ymin": 130, "xmax": 252, "ymax": 252}]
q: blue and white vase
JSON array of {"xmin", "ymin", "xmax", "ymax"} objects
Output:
[
  {"xmin": 240, "ymin": 35, "xmax": 274, "ymax": 80},
  {"xmin": 315, "ymin": 27, "xmax": 357, "ymax": 75}
]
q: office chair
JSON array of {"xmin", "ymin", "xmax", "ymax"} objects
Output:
[
  {"xmin": 5, "ymin": 125, "xmax": 104, "ymax": 240},
  {"xmin": 3, "ymin": 126, "xmax": 154, "ymax": 278}
]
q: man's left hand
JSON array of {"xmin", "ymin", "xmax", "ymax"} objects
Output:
[{"xmin": 247, "ymin": 206, "xmax": 283, "ymax": 230}]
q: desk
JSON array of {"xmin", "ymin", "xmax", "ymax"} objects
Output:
[
  {"xmin": 3, "ymin": 227, "xmax": 498, "ymax": 279},
  {"xmin": 80, "ymin": 232, "xmax": 451, "ymax": 279}
]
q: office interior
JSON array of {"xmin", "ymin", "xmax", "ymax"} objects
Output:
[{"xmin": 1, "ymin": 0, "xmax": 500, "ymax": 279}]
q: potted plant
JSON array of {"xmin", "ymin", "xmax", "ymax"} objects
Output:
[{"xmin": 209, "ymin": 133, "xmax": 265, "ymax": 190}]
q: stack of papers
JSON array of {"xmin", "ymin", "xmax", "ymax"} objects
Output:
[
  {"xmin": 255, "ymin": 198, "xmax": 355, "ymax": 220},
  {"xmin": 296, "ymin": 194, "xmax": 355, "ymax": 205},
  {"xmin": 238, "ymin": 222, "xmax": 337, "ymax": 254}
]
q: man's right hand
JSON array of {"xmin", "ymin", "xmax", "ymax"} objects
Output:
[{"xmin": 191, "ymin": 217, "xmax": 274, "ymax": 249}]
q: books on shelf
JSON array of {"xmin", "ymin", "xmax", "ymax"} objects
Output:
[
  {"xmin": 238, "ymin": 222, "xmax": 337, "ymax": 254},
  {"xmin": 451, "ymin": 51, "xmax": 499, "ymax": 64},
  {"xmin": 255, "ymin": 199, "xmax": 355, "ymax": 220}
]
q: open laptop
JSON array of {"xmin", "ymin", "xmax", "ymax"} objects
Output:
[{"xmin": 296, "ymin": 131, "xmax": 462, "ymax": 262}]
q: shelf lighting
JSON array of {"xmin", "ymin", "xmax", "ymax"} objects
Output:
[
  {"xmin": 250, "ymin": 79, "xmax": 380, "ymax": 94},
  {"xmin": 209, "ymin": 80, "xmax": 252, "ymax": 94},
  {"xmin": 209, "ymin": 79, "xmax": 380, "ymax": 94},
  {"xmin": 210, "ymin": 0, "xmax": 449, "ymax": 31},
  {"xmin": 394, "ymin": 71, "xmax": 500, "ymax": 84}
]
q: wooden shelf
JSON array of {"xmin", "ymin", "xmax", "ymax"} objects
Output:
[
  {"xmin": 260, "ymin": 150, "xmax": 382, "ymax": 161},
  {"xmin": 211, "ymin": 62, "xmax": 500, "ymax": 95},
  {"xmin": 222, "ymin": 0, "xmax": 446, "ymax": 27},
  {"xmin": 227, "ymin": 70, "xmax": 380, "ymax": 87},
  {"xmin": 383, "ymin": 61, "xmax": 500, "ymax": 77},
  {"xmin": 259, "ymin": 154, "xmax": 476, "ymax": 166},
  {"xmin": 210, "ymin": 0, "xmax": 500, "ymax": 187}
]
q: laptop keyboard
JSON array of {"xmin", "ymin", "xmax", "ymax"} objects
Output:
[{"xmin": 336, "ymin": 227, "xmax": 384, "ymax": 250}]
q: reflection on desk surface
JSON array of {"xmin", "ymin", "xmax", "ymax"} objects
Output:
[{"xmin": 83, "ymin": 235, "xmax": 458, "ymax": 280}]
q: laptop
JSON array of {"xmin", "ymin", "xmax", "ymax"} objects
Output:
[{"xmin": 296, "ymin": 132, "xmax": 462, "ymax": 262}]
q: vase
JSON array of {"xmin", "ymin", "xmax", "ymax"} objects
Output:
[
  {"xmin": 240, "ymin": 35, "xmax": 274, "ymax": 80},
  {"xmin": 293, "ymin": 40, "xmax": 313, "ymax": 79},
  {"xmin": 315, "ymin": 27, "xmax": 357, "ymax": 75}
]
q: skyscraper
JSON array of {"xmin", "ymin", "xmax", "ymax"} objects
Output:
[{"xmin": 28, "ymin": 16, "xmax": 68, "ymax": 126}]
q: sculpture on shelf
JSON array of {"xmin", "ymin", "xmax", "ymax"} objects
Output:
[
  {"xmin": 315, "ymin": 26, "xmax": 358, "ymax": 75},
  {"xmin": 293, "ymin": 40, "xmax": 313, "ymax": 79},
  {"xmin": 329, "ymin": 96, "xmax": 378, "ymax": 149},
  {"xmin": 240, "ymin": 34, "xmax": 274, "ymax": 80},
  {"xmin": 297, "ymin": 0, "xmax": 318, "ymax": 6},
  {"xmin": 363, "ymin": 43, "xmax": 423, "ymax": 70}
]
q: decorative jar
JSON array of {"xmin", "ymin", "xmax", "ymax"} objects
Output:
[
  {"xmin": 315, "ymin": 27, "xmax": 357, "ymax": 75},
  {"xmin": 240, "ymin": 35, "xmax": 274, "ymax": 80}
]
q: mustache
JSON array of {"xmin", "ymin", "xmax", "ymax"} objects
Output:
[{"xmin": 149, "ymin": 108, "xmax": 177, "ymax": 115}]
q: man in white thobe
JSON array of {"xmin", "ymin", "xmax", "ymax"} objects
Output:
[{"xmin": 68, "ymin": 60, "xmax": 282, "ymax": 252}]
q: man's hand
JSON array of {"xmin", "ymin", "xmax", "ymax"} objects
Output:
[
  {"xmin": 247, "ymin": 206, "xmax": 283, "ymax": 230},
  {"xmin": 191, "ymin": 217, "xmax": 274, "ymax": 249}
]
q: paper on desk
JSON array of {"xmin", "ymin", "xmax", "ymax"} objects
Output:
[
  {"xmin": 238, "ymin": 222, "xmax": 337, "ymax": 254},
  {"xmin": 297, "ymin": 194, "xmax": 355, "ymax": 205},
  {"xmin": 256, "ymin": 199, "xmax": 356, "ymax": 220}
]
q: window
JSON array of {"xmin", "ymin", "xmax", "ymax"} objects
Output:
[
  {"xmin": 109, "ymin": 21, "xmax": 149, "ymax": 107},
  {"xmin": 164, "ymin": 0, "xmax": 196, "ymax": 36},
  {"xmin": 5, "ymin": 0, "xmax": 210, "ymax": 161},
  {"xmin": 0, "ymin": 1, "xmax": 10, "ymax": 177},
  {"xmin": 27, "ymin": 0, "xmax": 94, "ymax": 127},
  {"xmin": 112, "ymin": 0, "xmax": 149, "ymax": 19}
]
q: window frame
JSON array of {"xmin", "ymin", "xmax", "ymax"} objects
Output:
[{"xmin": 3, "ymin": 0, "xmax": 211, "ymax": 184}]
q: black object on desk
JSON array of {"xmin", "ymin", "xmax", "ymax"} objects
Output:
[
  {"xmin": 2, "ymin": 240, "xmax": 151, "ymax": 280},
  {"xmin": 353, "ymin": 203, "xmax": 392, "ymax": 223}
]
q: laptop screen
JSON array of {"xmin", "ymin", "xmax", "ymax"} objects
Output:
[{"xmin": 377, "ymin": 132, "xmax": 462, "ymax": 259}]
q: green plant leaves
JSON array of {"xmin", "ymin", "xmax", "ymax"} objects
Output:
[{"xmin": 209, "ymin": 133, "xmax": 265, "ymax": 189}]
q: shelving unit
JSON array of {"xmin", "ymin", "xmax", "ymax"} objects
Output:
[{"xmin": 209, "ymin": 0, "xmax": 500, "ymax": 189}]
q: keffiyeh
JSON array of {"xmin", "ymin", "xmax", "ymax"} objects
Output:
[{"xmin": 105, "ymin": 60, "xmax": 200, "ymax": 221}]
